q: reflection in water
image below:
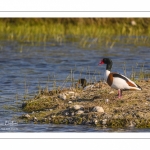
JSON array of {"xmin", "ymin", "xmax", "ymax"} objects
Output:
[{"xmin": 0, "ymin": 40, "xmax": 150, "ymax": 132}]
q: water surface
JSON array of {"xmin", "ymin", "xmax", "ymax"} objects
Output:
[{"xmin": 0, "ymin": 37, "xmax": 150, "ymax": 132}]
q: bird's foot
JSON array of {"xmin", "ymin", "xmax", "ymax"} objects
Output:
[
  {"xmin": 118, "ymin": 96, "xmax": 122, "ymax": 99},
  {"xmin": 114, "ymin": 93, "xmax": 122, "ymax": 99},
  {"xmin": 114, "ymin": 95, "xmax": 122, "ymax": 100}
]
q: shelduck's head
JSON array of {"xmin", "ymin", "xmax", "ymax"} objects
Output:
[
  {"xmin": 99, "ymin": 58, "xmax": 113, "ymax": 71},
  {"xmin": 76, "ymin": 78, "xmax": 87, "ymax": 88}
]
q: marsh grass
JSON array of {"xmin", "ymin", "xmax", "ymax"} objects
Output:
[
  {"xmin": 139, "ymin": 63, "xmax": 145, "ymax": 80},
  {"xmin": 23, "ymin": 62, "xmax": 149, "ymax": 101},
  {"xmin": 1, "ymin": 18, "xmax": 150, "ymax": 48},
  {"xmin": 130, "ymin": 63, "xmax": 150, "ymax": 81}
]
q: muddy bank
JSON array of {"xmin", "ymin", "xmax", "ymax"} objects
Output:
[{"xmin": 20, "ymin": 80, "xmax": 150, "ymax": 128}]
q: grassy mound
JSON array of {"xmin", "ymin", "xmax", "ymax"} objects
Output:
[{"xmin": 20, "ymin": 79, "xmax": 150, "ymax": 128}]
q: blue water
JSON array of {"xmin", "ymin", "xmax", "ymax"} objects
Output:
[{"xmin": 0, "ymin": 38, "xmax": 150, "ymax": 132}]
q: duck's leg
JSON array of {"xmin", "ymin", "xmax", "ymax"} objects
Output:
[
  {"xmin": 121, "ymin": 90, "xmax": 123, "ymax": 96},
  {"xmin": 118, "ymin": 89, "xmax": 122, "ymax": 98}
]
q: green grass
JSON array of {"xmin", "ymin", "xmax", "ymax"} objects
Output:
[{"xmin": 1, "ymin": 18, "xmax": 150, "ymax": 48}]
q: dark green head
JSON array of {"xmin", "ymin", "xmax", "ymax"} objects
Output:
[
  {"xmin": 99, "ymin": 58, "xmax": 113, "ymax": 71},
  {"xmin": 77, "ymin": 78, "xmax": 87, "ymax": 88}
]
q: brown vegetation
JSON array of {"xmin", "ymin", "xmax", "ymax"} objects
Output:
[{"xmin": 20, "ymin": 79, "xmax": 150, "ymax": 128}]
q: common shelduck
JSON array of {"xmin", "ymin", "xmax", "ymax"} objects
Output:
[
  {"xmin": 77, "ymin": 78, "xmax": 87, "ymax": 88},
  {"xmin": 99, "ymin": 58, "xmax": 142, "ymax": 98},
  {"xmin": 76, "ymin": 78, "xmax": 95, "ymax": 90}
]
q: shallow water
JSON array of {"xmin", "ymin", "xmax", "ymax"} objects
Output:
[{"xmin": 0, "ymin": 38, "xmax": 150, "ymax": 132}]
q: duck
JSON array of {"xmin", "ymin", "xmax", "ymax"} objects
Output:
[
  {"xmin": 76, "ymin": 78, "xmax": 95, "ymax": 90},
  {"xmin": 76, "ymin": 78, "xmax": 100, "ymax": 90},
  {"xmin": 77, "ymin": 78, "xmax": 87, "ymax": 88},
  {"xmin": 99, "ymin": 58, "xmax": 142, "ymax": 98}
]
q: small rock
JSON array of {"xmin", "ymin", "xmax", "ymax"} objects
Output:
[
  {"xmin": 105, "ymin": 99, "xmax": 109, "ymax": 103},
  {"xmin": 128, "ymin": 121, "xmax": 135, "ymax": 128},
  {"xmin": 65, "ymin": 112, "xmax": 69, "ymax": 116},
  {"xmin": 23, "ymin": 114, "xmax": 30, "ymax": 118},
  {"xmin": 109, "ymin": 91, "xmax": 114, "ymax": 94},
  {"xmin": 58, "ymin": 93, "xmax": 66, "ymax": 100},
  {"xmin": 76, "ymin": 110, "xmax": 84, "ymax": 115},
  {"xmin": 68, "ymin": 101, "xmax": 72, "ymax": 104},
  {"xmin": 131, "ymin": 20, "xmax": 136, "ymax": 26},
  {"xmin": 73, "ymin": 105, "xmax": 84, "ymax": 110},
  {"xmin": 48, "ymin": 117, "xmax": 51, "ymax": 121},
  {"xmin": 51, "ymin": 115, "xmax": 56, "ymax": 118},
  {"xmin": 93, "ymin": 119, "xmax": 98, "ymax": 125},
  {"xmin": 83, "ymin": 85, "xmax": 94, "ymax": 90},
  {"xmin": 71, "ymin": 112, "xmax": 75, "ymax": 116},
  {"xmin": 33, "ymin": 117, "xmax": 38, "ymax": 122},
  {"xmin": 102, "ymin": 119, "xmax": 107, "ymax": 125},
  {"xmin": 92, "ymin": 106, "xmax": 104, "ymax": 113},
  {"xmin": 67, "ymin": 91, "xmax": 75, "ymax": 95}
]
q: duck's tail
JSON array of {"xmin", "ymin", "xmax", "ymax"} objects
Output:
[
  {"xmin": 130, "ymin": 84, "xmax": 142, "ymax": 90},
  {"xmin": 136, "ymin": 84, "xmax": 142, "ymax": 90}
]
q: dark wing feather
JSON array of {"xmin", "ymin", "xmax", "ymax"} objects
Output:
[{"xmin": 112, "ymin": 73, "xmax": 129, "ymax": 82}]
